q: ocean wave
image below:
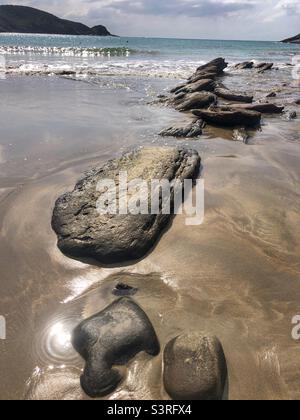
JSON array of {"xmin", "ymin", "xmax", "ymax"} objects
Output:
[
  {"xmin": 4, "ymin": 59, "xmax": 205, "ymax": 79},
  {"xmin": 0, "ymin": 45, "xmax": 159, "ymax": 57}
]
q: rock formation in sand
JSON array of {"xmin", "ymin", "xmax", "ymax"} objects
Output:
[
  {"xmin": 52, "ymin": 147, "xmax": 200, "ymax": 265},
  {"xmin": 72, "ymin": 298, "xmax": 160, "ymax": 398}
]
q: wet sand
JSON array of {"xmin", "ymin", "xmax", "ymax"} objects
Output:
[{"xmin": 0, "ymin": 73, "xmax": 300, "ymax": 400}]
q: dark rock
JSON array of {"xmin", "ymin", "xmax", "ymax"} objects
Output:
[
  {"xmin": 255, "ymin": 63, "xmax": 273, "ymax": 73},
  {"xmin": 171, "ymin": 91, "xmax": 187, "ymax": 104},
  {"xmin": 174, "ymin": 92, "xmax": 217, "ymax": 112},
  {"xmin": 159, "ymin": 120, "xmax": 203, "ymax": 138},
  {"xmin": 187, "ymin": 72, "xmax": 218, "ymax": 84},
  {"xmin": 52, "ymin": 147, "xmax": 201, "ymax": 265},
  {"xmin": 170, "ymin": 83, "xmax": 187, "ymax": 94},
  {"xmin": 192, "ymin": 108, "xmax": 262, "ymax": 128},
  {"xmin": 72, "ymin": 297, "xmax": 160, "ymax": 398},
  {"xmin": 266, "ymin": 92, "xmax": 277, "ymax": 98},
  {"xmin": 189, "ymin": 66, "xmax": 220, "ymax": 81},
  {"xmin": 163, "ymin": 333, "xmax": 227, "ymax": 400},
  {"xmin": 235, "ymin": 61, "xmax": 254, "ymax": 70},
  {"xmin": 53, "ymin": 70, "xmax": 77, "ymax": 76},
  {"xmin": 176, "ymin": 79, "xmax": 216, "ymax": 95},
  {"xmin": 196, "ymin": 58, "xmax": 228, "ymax": 75},
  {"xmin": 295, "ymin": 99, "xmax": 300, "ymax": 105},
  {"xmin": 113, "ymin": 283, "xmax": 138, "ymax": 297},
  {"xmin": 287, "ymin": 111, "xmax": 297, "ymax": 120},
  {"xmin": 229, "ymin": 103, "xmax": 284, "ymax": 114},
  {"xmin": 171, "ymin": 73, "xmax": 217, "ymax": 94},
  {"xmin": 215, "ymin": 87, "xmax": 253, "ymax": 103}
]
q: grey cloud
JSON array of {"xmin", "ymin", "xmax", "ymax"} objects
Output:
[{"xmin": 97, "ymin": 0, "xmax": 255, "ymax": 18}]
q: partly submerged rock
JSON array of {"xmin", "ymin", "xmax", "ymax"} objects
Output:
[
  {"xmin": 171, "ymin": 74, "xmax": 217, "ymax": 94},
  {"xmin": 72, "ymin": 297, "xmax": 160, "ymax": 398},
  {"xmin": 187, "ymin": 72, "xmax": 218, "ymax": 84},
  {"xmin": 170, "ymin": 83, "xmax": 188, "ymax": 94},
  {"xmin": 255, "ymin": 63, "xmax": 273, "ymax": 73},
  {"xmin": 163, "ymin": 333, "xmax": 227, "ymax": 400},
  {"xmin": 287, "ymin": 111, "xmax": 297, "ymax": 120},
  {"xmin": 174, "ymin": 91, "xmax": 217, "ymax": 112},
  {"xmin": 196, "ymin": 58, "xmax": 228, "ymax": 76},
  {"xmin": 235, "ymin": 61, "xmax": 254, "ymax": 70},
  {"xmin": 113, "ymin": 283, "xmax": 138, "ymax": 297},
  {"xmin": 192, "ymin": 108, "xmax": 261, "ymax": 128},
  {"xmin": 52, "ymin": 147, "xmax": 201, "ymax": 265},
  {"xmin": 176, "ymin": 79, "xmax": 216, "ymax": 95},
  {"xmin": 215, "ymin": 87, "xmax": 253, "ymax": 103},
  {"xmin": 229, "ymin": 103, "xmax": 284, "ymax": 114},
  {"xmin": 159, "ymin": 120, "xmax": 203, "ymax": 138}
]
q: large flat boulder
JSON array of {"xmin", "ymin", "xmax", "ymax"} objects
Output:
[
  {"xmin": 163, "ymin": 333, "xmax": 227, "ymax": 400},
  {"xmin": 193, "ymin": 108, "xmax": 262, "ymax": 127},
  {"xmin": 72, "ymin": 297, "xmax": 160, "ymax": 398},
  {"xmin": 52, "ymin": 147, "xmax": 201, "ymax": 265}
]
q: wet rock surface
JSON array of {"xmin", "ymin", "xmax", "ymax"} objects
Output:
[
  {"xmin": 235, "ymin": 61, "xmax": 254, "ymax": 69},
  {"xmin": 215, "ymin": 87, "xmax": 253, "ymax": 103},
  {"xmin": 287, "ymin": 111, "xmax": 297, "ymax": 120},
  {"xmin": 52, "ymin": 147, "xmax": 201, "ymax": 265},
  {"xmin": 72, "ymin": 297, "xmax": 160, "ymax": 398},
  {"xmin": 163, "ymin": 333, "xmax": 227, "ymax": 400},
  {"xmin": 255, "ymin": 63, "xmax": 274, "ymax": 73},
  {"xmin": 113, "ymin": 283, "xmax": 138, "ymax": 297},
  {"xmin": 193, "ymin": 108, "xmax": 262, "ymax": 128},
  {"xmin": 159, "ymin": 120, "xmax": 203, "ymax": 138},
  {"xmin": 229, "ymin": 103, "xmax": 284, "ymax": 114},
  {"xmin": 175, "ymin": 78, "xmax": 216, "ymax": 95},
  {"xmin": 174, "ymin": 92, "xmax": 217, "ymax": 112},
  {"xmin": 157, "ymin": 58, "xmax": 287, "ymax": 134},
  {"xmin": 266, "ymin": 92, "xmax": 277, "ymax": 98}
]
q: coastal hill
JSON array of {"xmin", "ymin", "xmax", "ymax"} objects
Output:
[
  {"xmin": 0, "ymin": 5, "xmax": 113, "ymax": 36},
  {"xmin": 282, "ymin": 33, "xmax": 300, "ymax": 44}
]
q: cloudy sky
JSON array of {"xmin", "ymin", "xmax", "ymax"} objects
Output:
[{"xmin": 1, "ymin": 0, "xmax": 299, "ymax": 40}]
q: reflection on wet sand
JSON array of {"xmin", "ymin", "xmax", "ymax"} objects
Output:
[{"xmin": 0, "ymin": 74, "xmax": 300, "ymax": 400}]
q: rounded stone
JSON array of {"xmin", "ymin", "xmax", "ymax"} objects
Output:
[{"xmin": 163, "ymin": 333, "xmax": 227, "ymax": 400}]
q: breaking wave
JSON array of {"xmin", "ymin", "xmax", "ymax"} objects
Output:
[{"xmin": 3, "ymin": 59, "xmax": 206, "ymax": 80}]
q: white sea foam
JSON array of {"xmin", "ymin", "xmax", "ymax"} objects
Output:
[{"xmin": 4, "ymin": 59, "xmax": 205, "ymax": 79}]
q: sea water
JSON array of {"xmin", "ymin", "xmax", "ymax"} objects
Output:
[{"xmin": 0, "ymin": 34, "xmax": 299, "ymax": 79}]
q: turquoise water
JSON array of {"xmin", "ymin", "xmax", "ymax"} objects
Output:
[
  {"xmin": 1, "ymin": 33, "xmax": 299, "ymax": 60},
  {"xmin": 1, "ymin": 34, "xmax": 300, "ymax": 78}
]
